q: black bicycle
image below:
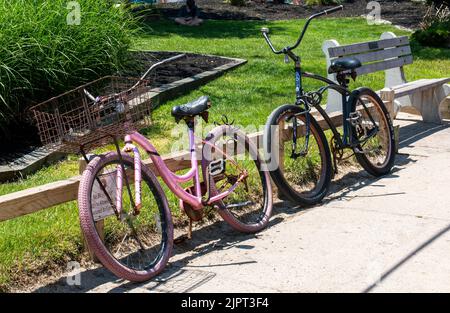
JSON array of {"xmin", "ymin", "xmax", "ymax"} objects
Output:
[{"xmin": 262, "ymin": 5, "xmax": 396, "ymax": 205}]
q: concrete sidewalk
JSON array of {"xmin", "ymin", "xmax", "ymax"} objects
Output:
[{"xmin": 31, "ymin": 113, "xmax": 450, "ymax": 293}]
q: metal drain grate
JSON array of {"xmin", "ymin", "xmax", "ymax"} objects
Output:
[{"xmin": 138, "ymin": 268, "xmax": 216, "ymax": 293}]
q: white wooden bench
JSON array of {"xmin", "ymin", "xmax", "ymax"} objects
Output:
[{"xmin": 322, "ymin": 32, "xmax": 450, "ymax": 124}]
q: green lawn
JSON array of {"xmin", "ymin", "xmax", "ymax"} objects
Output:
[{"xmin": 0, "ymin": 17, "xmax": 449, "ymax": 291}]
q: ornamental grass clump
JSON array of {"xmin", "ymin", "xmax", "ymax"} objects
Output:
[{"xmin": 0, "ymin": 0, "xmax": 137, "ymax": 142}]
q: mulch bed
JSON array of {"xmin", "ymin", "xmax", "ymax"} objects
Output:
[
  {"xmin": 0, "ymin": 52, "xmax": 232, "ymax": 167},
  {"xmin": 149, "ymin": 0, "xmax": 426, "ymax": 29},
  {"xmin": 121, "ymin": 51, "xmax": 230, "ymax": 88}
]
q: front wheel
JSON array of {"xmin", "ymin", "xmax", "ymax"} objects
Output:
[
  {"xmin": 349, "ymin": 87, "xmax": 396, "ymax": 176},
  {"xmin": 78, "ymin": 152, "xmax": 173, "ymax": 282},
  {"xmin": 263, "ymin": 104, "xmax": 332, "ymax": 206}
]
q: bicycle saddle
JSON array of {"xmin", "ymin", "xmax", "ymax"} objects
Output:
[
  {"xmin": 171, "ymin": 96, "xmax": 211, "ymax": 122},
  {"xmin": 328, "ymin": 57, "xmax": 362, "ymax": 74}
]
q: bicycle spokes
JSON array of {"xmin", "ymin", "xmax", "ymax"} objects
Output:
[
  {"xmin": 89, "ymin": 159, "xmax": 166, "ymax": 272},
  {"xmin": 208, "ymin": 130, "xmax": 266, "ymax": 226},
  {"xmin": 287, "ymin": 110, "xmax": 311, "ymax": 159},
  {"xmin": 279, "ymin": 111, "xmax": 328, "ymax": 196},
  {"xmin": 353, "ymin": 96, "xmax": 391, "ymax": 167}
]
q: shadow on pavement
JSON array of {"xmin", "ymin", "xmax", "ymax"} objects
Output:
[
  {"xmin": 33, "ymin": 216, "xmax": 284, "ymax": 293},
  {"xmin": 323, "ymin": 118, "xmax": 450, "ymax": 202},
  {"xmin": 33, "ymin": 118, "xmax": 449, "ymax": 293},
  {"xmin": 397, "ymin": 118, "xmax": 449, "ymax": 149},
  {"xmin": 362, "ymin": 222, "xmax": 450, "ymax": 293}
]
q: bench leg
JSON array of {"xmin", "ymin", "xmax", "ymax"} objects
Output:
[
  {"xmin": 438, "ymin": 84, "xmax": 450, "ymax": 120},
  {"xmin": 410, "ymin": 87, "xmax": 445, "ymax": 124}
]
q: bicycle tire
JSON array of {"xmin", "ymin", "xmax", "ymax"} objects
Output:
[
  {"xmin": 263, "ymin": 104, "xmax": 332, "ymax": 205},
  {"xmin": 349, "ymin": 87, "xmax": 396, "ymax": 176},
  {"xmin": 78, "ymin": 152, "xmax": 173, "ymax": 282}
]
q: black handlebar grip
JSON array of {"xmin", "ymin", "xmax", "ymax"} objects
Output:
[{"xmin": 324, "ymin": 5, "xmax": 343, "ymax": 15}]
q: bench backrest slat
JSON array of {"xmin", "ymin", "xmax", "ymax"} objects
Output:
[
  {"xmin": 328, "ymin": 35, "xmax": 412, "ymax": 76},
  {"xmin": 328, "ymin": 36, "xmax": 410, "ymax": 58},
  {"xmin": 350, "ymin": 45, "xmax": 411, "ymax": 64},
  {"xmin": 356, "ymin": 55, "xmax": 413, "ymax": 76}
]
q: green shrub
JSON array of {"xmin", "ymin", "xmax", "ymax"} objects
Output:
[
  {"xmin": 426, "ymin": 0, "xmax": 450, "ymax": 8},
  {"xmin": 412, "ymin": 20, "xmax": 450, "ymax": 48},
  {"xmin": 412, "ymin": 0, "xmax": 449, "ymax": 48},
  {"xmin": 0, "ymin": 0, "xmax": 137, "ymax": 142}
]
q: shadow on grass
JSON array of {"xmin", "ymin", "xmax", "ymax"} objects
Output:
[
  {"xmin": 139, "ymin": 18, "xmax": 289, "ymax": 40},
  {"xmin": 150, "ymin": 7, "xmax": 263, "ymax": 22}
]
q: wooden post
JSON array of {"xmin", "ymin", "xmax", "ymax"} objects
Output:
[
  {"xmin": 380, "ymin": 88, "xmax": 395, "ymax": 118},
  {"xmin": 278, "ymin": 119, "xmax": 285, "ymax": 174},
  {"xmin": 276, "ymin": 119, "xmax": 287, "ymax": 199},
  {"xmin": 79, "ymin": 157, "xmax": 104, "ymax": 263},
  {"xmin": 394, "ymin": 125, "xmax": 400, "ymax": 154}
]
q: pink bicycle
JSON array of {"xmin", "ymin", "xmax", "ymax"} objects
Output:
[{"xmin": 31, "ymin": 56, "xmax": 273, "ymax": 281}]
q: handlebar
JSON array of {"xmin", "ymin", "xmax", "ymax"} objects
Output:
[
  {"xmin": 85, "ymin": 54, "xmax": 187, "ymax": 103},
  {"xmin": 261, "ymin": 5, "xmax": 343, "ymax": 55},
  {"xmin": 316, "ymin": 4, "xmax": 344, "ymax": 16},
  {"xmin": 130, "ymin": 53, "xmax": 186, "ymax": 90},
  {"xmin": 138, "ymin": 53, "xmax": 186, "ymax": 82}
]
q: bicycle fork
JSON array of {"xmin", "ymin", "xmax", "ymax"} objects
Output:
[
  {"xmin": 290, "ymin": 110, "xmax": 311, "ymax": 159},
  {"xmin": 115, "ymin": 143, "xmax": 142, "ymax": 217},
  {"xmin": 292, "ymin": 58, "xmax": 312, "ymax": 159}
]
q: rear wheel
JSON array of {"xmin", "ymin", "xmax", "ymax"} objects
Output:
[
  {"xmin": 264, "ymin": 104, "xmax": 332, "ymax": 205},
  {"xmin": 78, "ymin": 152, "xmax": 173, "ymax": 282},
  {"xmin": 202, "ymin": 125, "xmax": 273, "ymax": 233},
  {"xmin": 350, "ymin": 87, "xmax": 396, "ymax": 176}
]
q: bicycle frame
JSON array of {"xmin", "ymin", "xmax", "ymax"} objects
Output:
[
  {"xmin": 77, "ymin": 51, "xmax": 248, "ymax": 219},
  {"xmin": 286, "ymin": 54, "xmax": 351, "ymax": 151},
  {"xmin": 113, "ymin": 123, "xmax": 248, "ymax": 215},
  {"xmin": 300, "ymin": 70, "xmax": 379, "ymax": 150},
  {"xmin": 295, "ymin": 65, "xmax": 353, "ymax": 148}
]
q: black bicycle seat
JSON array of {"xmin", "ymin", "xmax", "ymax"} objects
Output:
[
  {"xmin": 328, "ymin": 57, "xmax": 362, "ymax": 74},
  {"xmin": 171, "ymin": 96, "xmax": 211, "ymax": 120}
]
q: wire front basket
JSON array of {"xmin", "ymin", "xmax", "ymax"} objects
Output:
[{"xmin": 30, "ymin": 76, "xmax": 152, "ymax": 154}]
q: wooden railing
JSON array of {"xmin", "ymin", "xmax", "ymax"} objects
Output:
[{"xmin": 0, "ymin": 108, "xmax": 365, "ymax": 222}]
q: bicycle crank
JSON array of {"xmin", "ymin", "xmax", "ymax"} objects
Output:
[
  {"xmin": 354, "ymin": 145, "xmax": 383, "ymax": 154},
  {"xmin": 179, "ymin": 183, "xmax": 207, "ymax": 222},
  {"xmin": 330, "ymin": 136, "xmax": 344, "ymax": 176}
]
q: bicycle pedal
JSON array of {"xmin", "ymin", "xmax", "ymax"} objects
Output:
[
  {"xmin": 225, "ymin": 201, "xmax": 254, "ymax": 209},
  {"xmin": 346, "ymin": 112, "xmax": 362, "ymax": 126},
  {"xmin": 354, "ymin": 147, "xmax": 374, "ymax": 154}
]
